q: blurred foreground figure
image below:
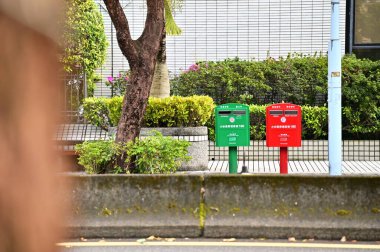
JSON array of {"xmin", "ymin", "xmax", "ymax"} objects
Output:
[{"xmin": 0, "ymin": 1, "xmax": 65, "ymax": 252}]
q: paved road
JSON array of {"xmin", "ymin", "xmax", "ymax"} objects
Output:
[{"xmin": 58, "ymin": 240, "xmax": 380, "ymax": 252}]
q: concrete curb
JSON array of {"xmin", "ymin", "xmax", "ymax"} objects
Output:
[
  {"xmin": 64, "ymin": 174, "xmax": 380, "ymax": 240},
  {"xmin": 203, "ymin": 175, "xmax": 380, "ymax": 240},
  {"xmin": 64, "ymin": 174, "xmax": 203, "ymax": 238}
]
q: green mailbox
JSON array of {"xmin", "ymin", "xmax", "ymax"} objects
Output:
[
  {"xmin": 215, "ymin": 103, "xmax": 250, "ymax": 173},
  {"xmin": 215, "ymin": 103, "xmax": 250, "ymax": 146}
]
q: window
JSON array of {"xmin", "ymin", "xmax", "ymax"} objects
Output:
[
  {"xmin": 347, "ymin": 0, "xmax": 380, "ymax": 59},
  {"xmin": 354, "ymin": 0, "xmax": 380, "ymax": 44}
]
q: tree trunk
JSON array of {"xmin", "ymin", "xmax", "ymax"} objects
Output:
[
  {"xmin": 151, "ymin": 26, "xmax": 170, "ymax": 98},
  {"xmin": 103, "ymin": 0, "xmax": 165, "ymax": 171},
  {"xmin": 116, "ymin": 65, "xmax": 157, "ymax": 143},
  {"xmin": 116, "ymin": 66, "xmax": 157, "ymax": 171}
]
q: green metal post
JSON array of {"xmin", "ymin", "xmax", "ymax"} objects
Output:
[{"xmin": 229, "ymin": 146, "xmax": 238, "ymax": 174}]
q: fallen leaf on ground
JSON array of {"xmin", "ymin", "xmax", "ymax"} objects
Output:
[
  {"xmin": 80, "ymin": 237, "xmax": 87, "ymax": 242},
  {"xmin": 258, "ymin": 238, "xmax": 266, "ymax": 241},
  {"xmin": 340, "ymin": 236, "xmax": 347, "ymax": 242},
  {"xmin": 98, "ymin": 239, "xmax": 106, "ymax": 243},
  {"xmin": 147, "ymin": 236, "xmax": 162, "ymax": 241},
  {"xmin": 165, "ymin": 238, "xmax": 176, "ymax": 242},
  {"xmin": 302, "ymin": 238, "xmax": 315, "ymax": 242},
  {"xmin": 288, "ymin": 237, "xmax": 296, "ymax": 242},
  {"xmin": 210, "ymin": 207, "xmax": 220, "ymax": 212},
  {"xmin": 351, "ymin": 240, "xmax": 357, "ymax": 243},
  {"xmin": 136, "ymin": 239, "xmax": 146, "ymax": 244},
  {"xmin": 223, "ymin": 238, "xmax": 236, "ymax": 242}
]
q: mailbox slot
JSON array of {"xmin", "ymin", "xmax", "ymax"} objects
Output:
[
  {"xmin": 218, "ymin": 111, "xmax": 231, "ymax": 115},
  {"xmin": 233, "ymin": 110, "xmax": 246, "ymax": 115},
  {"xmin": 285, "ymin": 110, "xmax": 298, "ymax": 116},
  {"xmin": 269, "ymin": 110, "xmax": 283, "ymax": 116}
]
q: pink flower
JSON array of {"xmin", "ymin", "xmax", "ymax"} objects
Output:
[
  {"xmin": 125, "ymin": 76, "xmax": 129, "ymax": 81},
  {"xmin": 188, "ymin": 63, "xmax": 199, "ymax": 72},
  {"xmin": 107, "ymin": 76, "xmax": 114, "ymax": 82}
]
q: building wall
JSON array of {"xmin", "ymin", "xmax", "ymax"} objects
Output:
[{"xmin": 94, "ymin": 0, "xmax": 346, "ymax": 97}]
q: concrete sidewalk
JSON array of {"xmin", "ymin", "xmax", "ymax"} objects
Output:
[{"xmin": 207, "ymin": 161, "xmax": 380, "ymax": 174}]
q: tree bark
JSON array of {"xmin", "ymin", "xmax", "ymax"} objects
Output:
[
  {"xmin": 103, "ymin": 0, "xmax": 165, "ymax": 171},
  {"xmin": 151, "ymin": 26, "xmax": 170, "ymax": 98}
]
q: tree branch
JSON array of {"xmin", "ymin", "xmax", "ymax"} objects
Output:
[
  {"xmin": 138, "ymin": 0, "xmax": 165, "ymax": 52},
  {"xmin": 103, "ymin": 0, "xmax": 138, "ymax": 65}
]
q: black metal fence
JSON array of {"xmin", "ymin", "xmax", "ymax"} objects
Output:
[
  {"xmin": 209, "ymin": 140, "xmax": 380, "ymax": 162},
  {"xmin": 60, "ymin": 65, "xmax": 86, "ymax": 123}
]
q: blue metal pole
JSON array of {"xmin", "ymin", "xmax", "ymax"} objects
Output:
[{"xmin": 328, "ymin": 0, "xmax": 342, "ymax": 175}]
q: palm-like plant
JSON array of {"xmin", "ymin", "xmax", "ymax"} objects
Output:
[{"xmin": 150, "ymin": 0, "xmax": 183, "ymax": 97}]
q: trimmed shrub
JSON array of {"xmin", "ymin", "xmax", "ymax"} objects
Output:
[
  {"xmin": 82, "ymin": 96, "xmax": 122, "ymax": 131},
  {"xmin": 75, "ymin": 131, "xmax": 191, "ymax": 174},
  {"xmin": 125, "ymin": 131, "xmax": 191, "ymax": 174},
  {"xmin": 144, "ymin": 96, "xmax": 214, "ymax": 127},
  {"xmin": 302, "ymin": 106, "xmax": 328, "ymax": 139},
  {"xmin": 83, "ymin": 94, "xmax": 377, "ymax": 140},
  {"xmin": 83, "ymin": 95, "xmax": 215, "ymax": 129},
  {"xmin": 171, "ymin": 55, "xmax": 380, "ymax": 138},
  {"xmin": 342, "ymin": 56, "xmax": 380, "ymax": 136},
  {"xmin": 171, "ymin": 54, "xmax": 328, "ymax": 105},
  {"xmin": 75, "ymin": 140, "xmax": 122, "ymax": 174}
]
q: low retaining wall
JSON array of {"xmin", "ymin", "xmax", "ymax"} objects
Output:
[
  {"xmin": 64, "ymin": 174, "xmax": 380, "ymax": 240},
  {"xmin": 65, "ymin": 175, "xmax": 203, "ymax": 238},
  {"xmin": 203, "ymin": 175, "xmax": 380, "ymax": 240}
]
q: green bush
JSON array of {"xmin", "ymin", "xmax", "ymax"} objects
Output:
[
  {"xmin": 342, "ymin": 56, "xmax": 380, "ymax": 136},
  {"xmin": 171, "ymin": 55, "xmax": 380, "ymax": 138},
  {"xmin": 75, "ymin": 131, "xmax": 191, "ymax": 174},
  {"xmin": 144, "ymin": 96, "xmax": 214, "ymax": 127},
  {"xmin": 83, "ymin": 95, "xmax": 215, "ymax": 129},
  {"xmin": 248, "ymin": 105, "xmax": 267, "ymax": 140},
  {"xmin": 301, "ymin": 106, "xmax": 328, "ymax": 139},
  {"xmin": 125, "ymin": 131, "xmax": 191, "ymax": 174},
  {"xmin": 75, "ymin": 140, "xmax": 122, "ymax": 174},
  {"xmin": 82, "ymin": 97, "xmax": 113, "ymax": 130},
  {"xmin": 171, "ymin": 59, "xmax": 269, "ymax": 105},
  {"xmin": 207, "ymin": 105, "xmax": 328, "ymax": 141},
  {"xmin": 83, "ymin": 94, "xmax": 377, "ymax": 139},
  {"xmin": 171, "ymin": 54, "xmax": 328, "ymax": 105},
  {"xmin": 62, "ymin": 0, "xmax": 108, "ymax": 93}
]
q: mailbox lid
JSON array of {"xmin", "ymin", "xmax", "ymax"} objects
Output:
[
  {"xmin": 215, "ymin": 103, "xmax": 250, "ymax": 147},
  {"xmin": 266, "ymin": 103, "xmax": 302, "ymax": 147}
]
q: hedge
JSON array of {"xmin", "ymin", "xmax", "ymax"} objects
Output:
[
  {"xmin": 83, "ymin": 96, "xmax": 378, "ymax": 140},
  {"xmin": 171, "ymin": 54, "xmax": 328, "ymax": 105},
  {"xmin": 83, "ymin": 95, "xmax": 215, "ymax": 130},
  {"xmin": 171, "ymin": 54, "xmax": 380, "ymax": 137}
]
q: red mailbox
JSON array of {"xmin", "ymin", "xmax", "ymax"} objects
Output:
[{"xmin": 266, "ymin": 103, "xmax": 302, "ymax": 174}]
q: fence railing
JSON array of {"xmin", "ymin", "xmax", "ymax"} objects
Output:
[
  {"xmin": 209, "ymin": 140, "xmax": 380, "ymax": 161},
  {"xmin": 60, "ymin": 66, "xmax": 86, "ymax": 124},
  {"xmin": 55, "ymin": 122, "xmax": 380, "ymax": 164}
]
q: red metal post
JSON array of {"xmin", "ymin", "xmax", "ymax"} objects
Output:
[{"xmin": 280, "ymin": 147, "xmax": 288, "ymax": 174}]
